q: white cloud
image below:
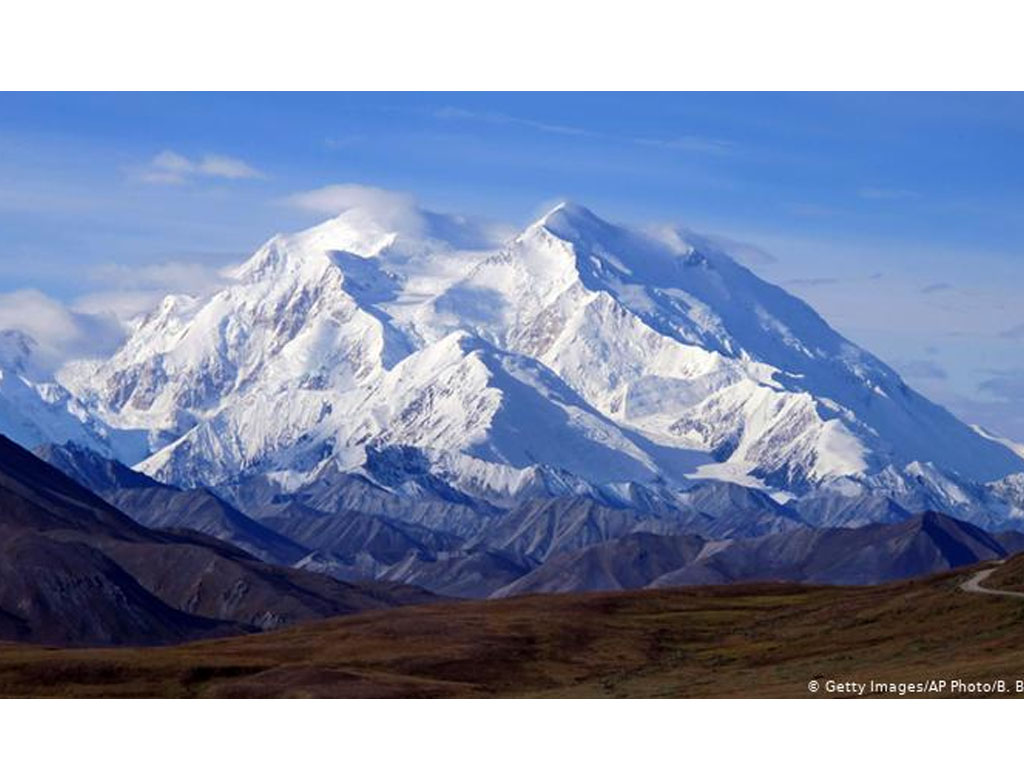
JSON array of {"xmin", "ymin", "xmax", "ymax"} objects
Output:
[
  {"xmin": 669, "ymin": 229, "xmax": 777, "ymax": 267},
  {"xmin": 0, "ymin": 257, "xmax": 240, "ymax": 373},
  {"xmin": 196, "ymin": 154, "xmax": 264, "ymax": 179},
  {"xmin": 152, "ymin": 150, "xmax": 193, "ymax": 173},
  {"xmin": 139, "ymin": 150, "xmax": 264, "ymax": 184},
  {"xmin": 71, "ymin": 290, "xmax": 176, "ymax": 322},
  {"xmin": 284, "ymin": 183, "xmax": 416, "ymax": 215},
  {"xmin": 72, "ymin": 259, "xmax": 236, "ymax": 322},
  {"xmin": 282, "ymin": 183, "xmax": 423, "ymax": 230},
  {"xmin": 88, "ymin": 260, "xmax": 231, "ymax": 293},
  {"xmin": 0, "ymin": 289, "xmax": 124, "ymax": 374},
  {"xmin": 282, "ymin": 183, "xmax": 512, "ymax": 250}
]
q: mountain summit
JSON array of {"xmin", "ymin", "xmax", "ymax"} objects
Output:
[{"xmin": 33, "ymin": 200, "xmax": 1024, "ymax": 523}]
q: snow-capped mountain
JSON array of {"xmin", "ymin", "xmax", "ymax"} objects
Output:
[
  {"xmin": 48, "ymin": 201, "xmax": 1024, "ymax": 517},
  {"xmin": 0, "ymin": 329, "xmax": 134, "ymax": 456}
]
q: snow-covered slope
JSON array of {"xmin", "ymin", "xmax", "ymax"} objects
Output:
[
  {"xmin": 0, "ymin": 330, "xmax": 135, "ymax": 457},
  {"xmin": 46, "ymin": 200, "xmax": 1024, "ymax": 513},
  {"xmin": 424, "ymin": 204, "xmax": 1021, "ymax": 487}
]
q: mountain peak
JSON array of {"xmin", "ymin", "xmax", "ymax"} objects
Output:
[
  {"xmin": 541, "ymin": 200, "xmax": 593, "ymax": 218},
  {"xmin": 533, "ymin": 201, "xmax": 607, "ymax": 238},
  {"xmin": 42, "ymin": 195, "xmax": 1024, "ymax": 508}
]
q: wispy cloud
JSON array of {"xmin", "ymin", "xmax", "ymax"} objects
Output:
[
  {"xmin": 434, "ymin": 107, "xmax": 592, "ymax": 137},
  {"xmin": 634, "ymin": 136, "xmax": 735, "ymax": 155},
  {"xmin": 71, "ymin": 258, "xmax": 238, "ymax": 322},
  {"xmin": 434, "ymin": 106, "xmax": 734, "ymax": 155},
  {"xmin": 0, "ymin": 289, "xmax": 124, "ymax": 373},
  {"xmin": 784, "ymin": 272, "xmax": 886, "ymax": 290},
  {"xmin": 282, "ymin": 183, "xmax": 512, "ymax": 249},
  {"xmin": 88, "ymin": 260, "xmax": 231, "ymax": 291},
  {"xmin": 71, "ymin": 291, "xmax": 182, "ymax": 322},
  {"xmin": 921, "ymin": 282, "xmax": 953, "ymax": 294},
  {"xmin": 138, "ymin": 150, "xmax": 264, "ymax": 185},
  {"xmin": 0, "ymin": 254, "xmax": 244, "ymax": 371},
  {"xmin": 690, "ymin": 232, "xmax": 777, "ymax": 266},
  {"xmin": 858, "ymin": 187, "xmax": 920, "ymax": 201},
  {"xmin": 282, "ymin": 183, "xmax": 420, "ymax": 225}
]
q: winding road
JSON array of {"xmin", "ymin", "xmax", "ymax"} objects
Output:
[{"xmin": 959, "ymin": 561, "xmax": 1024, "ymax": 599}]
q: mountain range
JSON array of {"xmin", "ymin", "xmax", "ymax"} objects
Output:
[
  {"xmin": 4, "ymin": 199, "xmax": 1024, "ymax": 626},
  {"xmin": 25, "ymin": 438, "xmax": 1024, "ymax": 602},
  {"xmin": 0, "ymin": 435, "xmax": 431, "ymax": 646},
  {"xmin": 7, "ymin": 201, "xmax": 1024, "ymax": 518}
]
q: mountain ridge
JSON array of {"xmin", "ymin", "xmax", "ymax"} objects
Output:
[
  {"xmin": 0, "ymin": 434, "xmax": 434, "ymax": 645},
  {"xmin": 4, "ymin": 198, "xmax": 1024, "ymax": 535}
]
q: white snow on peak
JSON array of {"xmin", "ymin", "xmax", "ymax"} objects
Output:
[
  {"xmin": 31, "ymin": 199, "xmax": 1024, "ymax": 499},
  {"xmin": 0, "ymin": 329, "xmax": 146, "ymax": 459}
]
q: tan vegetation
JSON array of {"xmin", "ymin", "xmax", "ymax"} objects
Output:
[{"xmin": 4, "ymin": 558, "xmax": 1024, "ymax": 698}]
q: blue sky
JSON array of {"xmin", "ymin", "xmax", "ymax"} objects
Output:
[{"xmin": 2, "ymin": 92, "xmax": 1024, "ymax": 439}]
